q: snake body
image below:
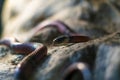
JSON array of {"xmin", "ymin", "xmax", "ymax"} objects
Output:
[
  {"xmin": 14, "ymin": 45, "xmax": 47, "ymax": 80},
  {"xmin": 0, "ymin": 39, "xmax": 47, "ymax": 80},
  {"xmin": 63, "ymin": 62, "xmax": 92, "ymax": 80},
  {"xmin": 0, "ymin": 20, "xmax": 91, "ymax": 80}
]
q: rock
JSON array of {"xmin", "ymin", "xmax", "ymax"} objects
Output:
[
  {"xmin": 110, "ymin": 0, "xmax": 120, "ymax": 11},
  {"xmin": 32, "ymin": 32, "xmax": 120, "ymax": 80},
  {"xmin": 0, "ymin": 45, "xmax": 10, "ymax": 58},
  {"xmin": 0, "ymin": 0, "xmax": 120, "ymax": 80},
  {"xmin": 47, "ymin": 1, "xmax": 91, "ymax": 21},
  {"xmin": 64, "ymin": 20, "xmax": 109, "ymax": 38},
  {"xmin": 0, "ymin": 0, "xmax": 4, "ymax": 38},
  {"xmin": 94, "ymin": 43, "xmax": 120, "ymax": 80},
  {"xmin": 2, "ymin": 0, "xmax": 81, "ymax": 38},
  {"xmin": 87, "ymin": 0, "xmax": 120, "ymax": 33},
  {"xmin": 0, "ymin": 31, "xmax": 120, "ymax": 80}
]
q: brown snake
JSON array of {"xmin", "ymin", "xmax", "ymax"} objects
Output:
[{"xmin": 0, "ymin": 20, "xmax": 91, "ymax": 80}]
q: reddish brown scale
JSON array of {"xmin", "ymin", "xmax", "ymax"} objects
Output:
[
  {"xmin": 53, "ymin": 20, "xmax": 76, "ymax": 34},
  {"xmin": 14, "ymin": 45, "xmax": 47, "ymax": 80},
  {"xmin": 68, "ymin": 35, "xmax": 91, "ymax": 43},
  {"xmin": 63, "ymin": 62, "xmax": 92, "ymax": 80},
  {"xmin": 0, "ymin": 39, "xmax": 39, "ymax": 55},
  {"xmin": 0, "ymin": 37, "xmax": 19, "ymax": 46},
  {"xmin": 0, "ymin": 39, "xmax": 11, "ymax": 47},
  {"xmin": 31, "ymin": 20, "xmax": 76, "ymax": 36},
  {"xmin": 53, "ymin": 35, "xmax": 91, "ymax": 45},
  {"xmin": 11, "ymin": 43, "xmax": 38, "ymax": 55}
]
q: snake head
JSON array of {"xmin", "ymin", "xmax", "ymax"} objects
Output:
[
  {"xmin": 52, "ymin": 34, "xmax": 91, "ymax": 46},
  {"xmin": 52, "ymin": 35, "xmax": 70, "ymax": 46}
]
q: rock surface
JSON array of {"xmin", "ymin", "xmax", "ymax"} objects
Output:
[
  {"xmin": 0, "ymin": 32, "xmax": 120, "ymax": 80},
  {"xmin": 0, "ymin": 0, "xmax": 120, "ymax": 80}
]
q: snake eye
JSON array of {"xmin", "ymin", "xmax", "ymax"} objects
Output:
[{"xmin": 53, "ymin": 35, "xmax": 69, "ymax": 45}]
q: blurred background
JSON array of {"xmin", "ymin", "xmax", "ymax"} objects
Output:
[
  {"xmin": 0, "ymin": 0, "xmax": 120, "ymax": 41},
  {"xmin": 0, "ymin": 0, "xmax": 120, "ymax": 80},
  {"xmin": 0, "ymin": 0, "xmax": 120, "ymax": 44}
]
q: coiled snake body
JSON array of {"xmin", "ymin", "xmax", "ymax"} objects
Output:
[{"xmin": 0, "ymin": 20, "xmax": 91, "ymax": 80}]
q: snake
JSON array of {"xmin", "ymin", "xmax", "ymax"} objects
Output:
[
  {"xmin": 0, "ymin": 20, "xmax": 91, "ymax": 80},
  {"xmin": 0, "ymin": 39, "xmax": 47, "ymax": 80},
  {"xmin": 63, "ymin": 62, "xmax": 92, "ymax": 80}
]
